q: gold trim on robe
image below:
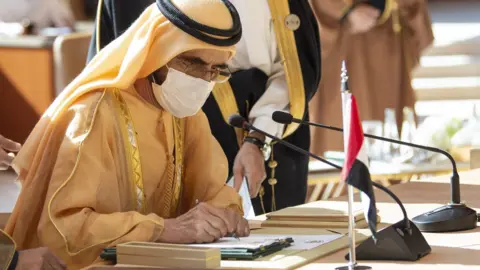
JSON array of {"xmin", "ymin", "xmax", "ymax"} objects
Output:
[
  {"xmin": 266, "ymin": 0, "xmax": 305, "ymax": 138},
  {"xmin": 211, "ymin": 82, "xmax": 244, "ymax": 147},
  {"xmin": 95, "ymin": 0, "xmax": 104, "ymax": 53},
  {"xmin": 378, "ymin": 0, "xmax": 395, "ymax": 25},
  {"xmin": 171, "ymin": 117, "xmax": 185, "ymax": 216},
  {"xmin": 111, "ymin": 89, "xmax": 185, "ymax": 217},
  {"xmin": 112, "ymin": 89, "xmax": 147, "ymax": 212},
  {"xmin": 212, "ymin": 0, "xmax": 305, "ymax": 141}
]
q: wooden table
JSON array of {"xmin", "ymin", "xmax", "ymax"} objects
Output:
[
  {"xmin": 300, "ymin": 168, "xmax": 480, "ymax": 269},
  {"xmin": 90, "ymin": 169, "xmax": 480, "ymax": 269},
  {"xmin": 306, "ymin": 159, "xmax": 471, "ymax": 202}
]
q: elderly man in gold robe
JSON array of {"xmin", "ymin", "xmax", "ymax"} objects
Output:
[
  {"xmin": 4, "ymin": 0, "xmax": 248, "ymax": 269},
  {"xmin": 309, "ymin": 0, "xmax": 434, "ymax": 155}
]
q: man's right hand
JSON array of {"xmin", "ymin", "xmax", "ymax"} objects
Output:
[
  {"xmin": 16, "ymin": 247, "xmax": 66, "ymax": 270},
  {"xmin": 0, "ymin": 134, "xmax": 21, "ymax": 170},
  {"xmin": 347, "ymin": 4, "xmax": 381, "ymax": 34},
  {"xmin": 158, "ymin": 203, "xmax": 250, "ymax": 244}
]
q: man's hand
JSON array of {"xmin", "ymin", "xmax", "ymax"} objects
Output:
[
  {"xmin": 233, "ymin": 132, "xmax": 267, "ymax": 198},
  {"xmin": 158, "ymin": 203, "xmax": 250, "ymax": 244},
  {"xmin": 0, "ymin": 134, "xmax": 21, "ymax": 170},
  {"xmin": 347, "ymin": 4, "xmax": 381, "ymax": 34},
  {"xmin": 16, "ymin": 247, "xmax": 66, "ymax": 270}
]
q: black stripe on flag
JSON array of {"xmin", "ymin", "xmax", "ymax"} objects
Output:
[{"xmin": 346, "ymin": 159, "xmax": 378, "ymax": 239}]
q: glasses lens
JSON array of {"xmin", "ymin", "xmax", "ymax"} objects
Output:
[{"xmin": 213, "ymin": 68, "xmax": 231, "ymax": 83}]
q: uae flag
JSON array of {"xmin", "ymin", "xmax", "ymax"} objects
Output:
[{"xmin": 342, "ymin": 93, "xmax": 378, "ymax": 239}]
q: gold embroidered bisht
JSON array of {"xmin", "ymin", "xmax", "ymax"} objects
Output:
[
  {"xmin": 4, "ymin": 1, "xmax": 242, "ymax": 269},
  {"xmin": 309, "ymin": 0, "xmax": 434, "ymax": 155}
]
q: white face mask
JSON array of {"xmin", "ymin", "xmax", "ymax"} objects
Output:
[{"xmin": 152, "ymin": 68, "xmax": 215, "ymax": 118}]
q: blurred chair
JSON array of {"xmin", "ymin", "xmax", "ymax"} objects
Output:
[
  {"xmin": 53, "ymin": 32, "xmax": 91, "ymax": 96},
  {"xmin": 471, "ymin": 148, "xmax": 480, "ymax": 169}
]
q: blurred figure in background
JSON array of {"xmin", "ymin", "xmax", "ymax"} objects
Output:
[
  {"xmin": 309, "ymin": 0, "xmax": 434, "ymax": 156},
  {"xmin": 0, "ymin": 134, "xmax": 21, "ymax": 170},
  {"xmin": 0, "ymin": 0, "xmax": 74, "ymax": 34}
]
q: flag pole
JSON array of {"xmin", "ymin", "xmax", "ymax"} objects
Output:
[
  {"xmin": 336, "ymin": 61, "xmax": 371, "ymax": 270},
  {"xmin": 342, "ymin": 61, "xmax": 357, "ymax": 270}
]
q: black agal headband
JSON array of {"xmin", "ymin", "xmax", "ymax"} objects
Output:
[{"xmin": 156, "ymin": 0, "xmax": 242, "ymax": 47}]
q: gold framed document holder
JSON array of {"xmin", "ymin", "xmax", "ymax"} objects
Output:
[
  {"xmin": 117, "ymin": 242, "xmax": 221, "ymax": 269},
  {"xmin": 116, "ymin": 228, "xmax": 369, "ymax": 270}
]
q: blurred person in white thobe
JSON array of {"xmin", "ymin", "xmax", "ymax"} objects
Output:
[{"xmin": 0, "ymin": 0, "xmax": 74, "ymax": 33}]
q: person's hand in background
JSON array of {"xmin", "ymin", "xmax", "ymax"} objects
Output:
[
  {"xmin": 347, "ymin": 4, "xmax": 381, "ymax": 34},
  {"xmin": 46, "ymin": 0, "xmax": 75, "ymax": 28},
  {"xmin": 0, "ymin": 134, "xmax": 21, "ymax": 170}
]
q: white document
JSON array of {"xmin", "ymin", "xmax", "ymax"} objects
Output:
[
  {"xmin": 269, "ymin": 234, "xmax": 343, "ymax": 250},
  {"xmin": 227, "ymin": 177, "xmax": 255, "ymax": 218},
  {"xmin": 190, "ymin": 236, "xmax": 290, "ymax": 250},
  {"xmin": 189, "ymin": 233, "xmax": 343, "ymax": 251}
]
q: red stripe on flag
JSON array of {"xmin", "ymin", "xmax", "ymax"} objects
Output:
[{"xmin": 342, "ymin": 96, "xmax": 365, "ymax": 181}]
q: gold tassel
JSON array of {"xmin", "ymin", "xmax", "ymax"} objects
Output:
[
  {"xmin": 259, "ymin": 186, "xmax": 266, "ymax": 214},
  {"xmin": 267, "ymin": 146, "xmax": 278, "ymax": 212},
  {"xmin": 392, "ymin": 1, "xmax": 401, "ymax": 33}
]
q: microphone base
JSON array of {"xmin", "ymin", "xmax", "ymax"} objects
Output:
[
  {"xmin": 335, "ymin": 265, "xmax": 371, "ymax": 270},
  {"xmin": 412, "ymin": 203, "xmax": 477, "ymax": 232},
  {"xmin": 345, "ymin": 220, "xmax": 431, "ymax": 261}
]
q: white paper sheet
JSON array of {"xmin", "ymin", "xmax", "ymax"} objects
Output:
[
  {"xmin": 189, "ymin": 233, "xmax": 343, "ymax": 251},
  {"xmin": 227, "ymin": 177, "xmax": 255, "ymax": 218},
  {"xmin": 190, "ymin": 236, "xmax": 290, "ymax": 250},
  {"xmin": 268, "ymin": 234, "xmax": 343, "ymax": 250}
]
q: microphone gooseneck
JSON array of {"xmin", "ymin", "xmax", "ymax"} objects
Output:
[
  {"xmin": 276, "ymin": 111, "xmax": 478, "ymax": 232},
  {"xmin": 371, "ymin": 182, "xmax": 411, "ymax": 233},
  {"xmin": 272, "ymin": 111, "xmax": 461, "ymax": 204},
  {"xmin": 229, "ymin": 114, "xmax": 411, "ymax": 232}
]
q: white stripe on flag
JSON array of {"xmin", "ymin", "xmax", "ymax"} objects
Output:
[{"xmin": 341, "ymin": 92, "xmax": 351, "ymax": 149}]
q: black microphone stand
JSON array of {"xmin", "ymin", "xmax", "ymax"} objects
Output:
[
  {"xmin": 229, "ymin": 115, "xmax": 431, "ymax": 261},
  {"xmin": 275, "ymin": 114, "xmax": 478, "ymax": 232}
]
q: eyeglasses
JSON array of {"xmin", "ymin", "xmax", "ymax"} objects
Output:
[{"xmin": 170, "ymin": 57, "xmax": 232, "ymax": 83}]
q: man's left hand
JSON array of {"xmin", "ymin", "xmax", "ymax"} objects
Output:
[{"xmin": 233, "ymin": 133, "xmax": 266, "ymax": 198}]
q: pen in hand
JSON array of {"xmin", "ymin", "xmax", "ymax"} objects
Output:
[{"xmin": 195, "ymin": 199, "xmax": 240, "ymax": 241}]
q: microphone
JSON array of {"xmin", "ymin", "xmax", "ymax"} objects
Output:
[
  {"xmin": 228, "ymin": 114, "xmax": 341, "ymax": 170},
  {"xmin": 272, "ymin": 111, "xmax": 477, "ymax": 233},
  {"xmin": 229, "ymin": 114, "xmax": 431, "ymax": 261}
]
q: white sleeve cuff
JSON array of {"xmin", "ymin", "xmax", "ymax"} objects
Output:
[{"xmin": 251, "ymin": 116, "xmax": 285, "ymax": 143}]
